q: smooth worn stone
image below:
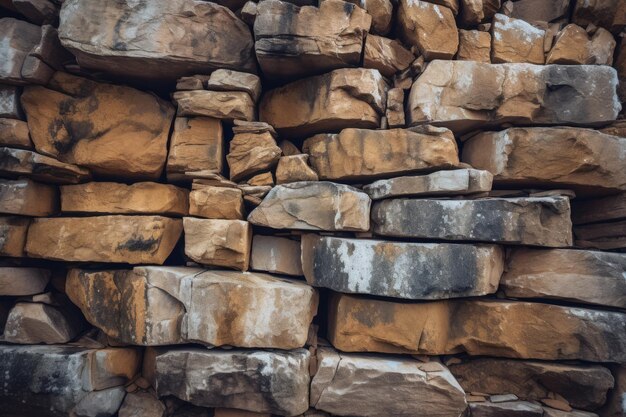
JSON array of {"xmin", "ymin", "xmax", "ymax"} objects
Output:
[
  {"xmin": 189, "ymin": 186, "xmax": 244, "ymax": 220},
  {"xmin": 328, "ymin": 294, "xmax": 626, "ymax": 362},
  {"xmin": 183, "ymin": 218, "xmax": 251, "ymax": 270},
  {"xmin": 572, "ymin": 0, "xmax": 626, "ymax": 34},
  {"xmin": 60, "ymin": 182, "xmax": 189, "ymax": 216},
  {"xmin": 572, "ymin": 193, "xmax": 626, "ymax": 225},
  {"xmin": 0, "ymin": 18, "xmax": 49, "ymax": 85},
  {"xmin": 407, "ymin": 60, "xmax": 621, "ymax": 133},
  {"xmin": 0, "ymin": 345, "xmax": 140, "ymax": 417},
  {"xmin": 470, "ymin": 401, "xmax": 544, "ymax": 417},
  {"xmin": 363, "ymin": 34, "xmax": 414, "ymax": 78},
  {"xmin": 501, "ymin": 248, "xmax": 626, "ymax": 309},
  {"xmin": 59, "ymin": 0, "xmax": 255, "ymax": 79},
  {"xmin": 574, "ymin": 221, "xmax": 626, "ymax": 251},
  {"xmin": 259, "ymin": 68, "xmax": 388, "ymax": 138},
  {"xmin": 67, "ymin": 267, "xmax": 317, "ymax": 348},
  {"xmin": 310, "ymin": 348, "xmax": 467, "ymax": 417},
  {"xmin": 303, "ymin": 127, "xmax": 459, "ymax": 181},
  {"xmin": 207, "ymin": 69, "xmax": 261, "ymax": 102},
  {"xmin": 0, "ymin": 147, "xmax": 90, "ymax": 184},
  {"xmin": 462, "ymin": 127, "xmax": 626, "ymax": 195},
  {"xmin": 364, "ymin": 169, "xmax": 493, "ymax": 200},
  {"xmin": 154, "ymin": 348, "xmax": 310, "ymax": 415},
  {"xmin": 3, "ymin": 300, "xmax": 85, "ymax": 344},
  {"xmin": 250, "ymin": 235, "xmax": 303, "ymax": 276},
  {"xmin": 22, "ymin": 72, "xmax": 174, "ymax": 179},
  {"xmin": 386, "ymin": 88, "xmax": 405, "ymax": 128},
  {"xmin": 254, "ymin": 0, "xmax": 371, "ymax": 80},
  {"xmin": 372, "ymin": 197, "xmax": 572, "ymax": 247},
  {"xmin": 491, "ymin": 14, "xmax": 546, "ymax": 64},
  {"xmin": 509, "ymin": 0, "xmax": 570, "ymax": 23},
  {"xmin": 118, "ymin": 392, "xmax": 166, "ymax": 417},
  {"xmin": 0, "ymin": 216, "xmax": 30, "ymax": 257},
  {"xmin": 0, "ymin": 85, "xmax": 22, "ymax": 119},
  {"xmin": 302, "ymin": 235, "xmax": 503, "ymax": 300},
  {"xmin": 449, "ymin": 358, "xmax": 614, "ymax": 411},
  {"xmin": 173, "ymin": 90, "xmax": 256, "ymax": 122},
  {"xmin": 0, "ymin": 267, "xmax": 50, "ymax": 295},
  {"xmin": 0, "ymin": 178, "xmax": 58, "ymax": 216},
  {"xmin": 248, "ymin": 182, "xmax": 370, "ymax": 232},
  {"xmin": 0, "ymin": 118, "xmax": 31, "ymax": 149},
  {"xmin": 166, "ymin": 117, "xmax": 223, "ymax": 181},
  {"xmin": 457, "ymin": 29, "xmax": 491, "ymax": 62},
  {"xmin": 275, "ymin": 154, "xmax": 319, "ymax": 184},
  {"xmin": 25, "ymin": 216, "xmax": 183, "ymax": 264},
  {"xmin": 397, "ymin": 0, "xmax": 459, "ymax": 60},
  {"xmin": 227, "ymin": 131, "xmax": 281, "ymax": 182}
]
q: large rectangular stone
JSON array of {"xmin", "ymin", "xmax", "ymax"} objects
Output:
[
  {"xmin": 183, "ymin": 218, "xmax": 252, "ymax": 270},
  {"xmin": 0, "ymin": 118, "xmax": 31, "ymax": 149},
  {"xmin": 0, "ymin": 216, "xmax": 30, "ymax": 257},
  {"xmin": 0, "ymin": 179, "xmax": 58, "ymax": 216},
  {"xmin": 0, "ymin": 147, "xmax": 90, "ymax": 184}
]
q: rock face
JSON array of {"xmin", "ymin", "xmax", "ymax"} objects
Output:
[
  {"xmin": 0, "ymin": 178, "xmax": 58, "ymax": 216},
  {"xmin": 572, "ymin": 193, "xmax": 626, "ymax": 225},
  {"xmin": 4, "ymin": 300, "xmax": 85, "ymax": 344},
  {"xmin": 154, "ymin": 348, "xmax": 310, "ymax": 415},
  {"xmin": 275, "ymin": 154, "xmax": 319, "ymax": 184},
  {"xmin": 21, "ymin": 72, "xmax": 174, "ymax": 179},
  {"xmin": 66, "ymin": 267, "xmax": 318, "ymax": 348},
  {"xmin": 462, "ymin": 128, "xmax": 626, "ymax": 195},
  {"xmin": 301, "ymin": 235, "xmax": 503, "ymax": 300},
  {"xmin": 372, "ymin": 197, "xmax": 573, "ymax": 247},
  {"xmin": 363, "ymin": 34, "xmax": 414, "ymax": 77},
  {"xmin": 0, "ymin": 147, "xmax": 90, "ymax": 184},
  {"xmin": 328, "ymin": 294, "xmax": 626, "ymax": 362},
  {"xmin": 183, "ymin": 218, "xmax": 252, "ymax": 270},
  {"xmin": 0, "ymin": 118, "xmax": 31, "ymax": 149},
  {"xmin": 173, "ymin": 90, "xmax": 256, "ymax": 122},
  {"xmin": 248, "ymin": 182, "xmax": 370, "ymax": 231},
  {"xmin": 310, "ymin": 348, "xmax": 467, "ymax": 417},
  {"xmin": 166, "ymin": 117, "xmax": 223, "ymax": 180},
  {"xmin": 303, "ymin": 128, "xmax": 459, "ymax": 181},
  {"xmin": 25, "ymin": 216, "xmax": 183, "ymax": 264},
  {"xmin": 58, "ymin": 0, "xmax": 255, "ymax": 79},
  {"xmin": 254, "ymin": 0, "xmax": 371, "ymax": 80},
  {"xmin": 227, "ymin": 130, "xmax": 281, "ymax": 181},
  {"xmin": 0, "ymin": 18, "xmax": 50, "ymax": 85},
  {"xmin": 407, "ymin": 60, "xmax": 621, "ymax": 132},
  {"xmin": 0, "ymin": 267, "xmax": 50, "ymax": 295},
  {"xmin": 491, "ymin": 14, "xmax": 546, "ymax": 64},
  {"xmin": 189, "ymin": 185, "xmax": 244, "ymax": 220},
  {"xmin": 458, "ymin": 29, "xmax": 492, "ymax": 62},
  {"xmin": 250, "ymin": 235, "xmax": 303, "ymax": 276},
  {"xmin": 572, "ymin": 0, "xmax": 626, "ymax": 34},
  {"xmin": 509, "ymin": 0, "xmax": 570, "ymax": 22},
  {"xmin": 260, "ymin": 68, "xmax": 387, "ymax": 138},
  {"xmin": 0, "ymin": 216, "xmax": 30, "ymax": 257}
]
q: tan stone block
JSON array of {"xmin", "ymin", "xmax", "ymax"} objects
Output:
[
  {"xmin": 227, "ymin": 131, "xmax": 281, "ymax": 182},
  {"xmin": 458, "ymin": 29, "xmax": 491, "ymax": 62},
  {"xmin": 166, "ymin": 117, "xmax": 223, "ymax": 180},
  {"xmin": 173, "ymin": 90, "xmax": 256, "ymax": 122},
  {"xmin": 0, "ymin": 267, "xmax": 50, "ymax": 296},
  {"xmin": 251, "ymin": 235, "xmax": 303, "ymax": 276},
  {"xmin": 0, "ymin": 147, "xmax": 90, "ymax": 184},
  {"xmin": 363, "ymin": 34, "xmax": 414, "ymax": 78},
  {"xmin": 0, "ymin": 118, "xmax": 31, "ymax": 149},
  {"xmin": 0, "ymin": 179, "xmax": 58, "ymax": 216},
  {"xmin": 207, "ymin": 69, "xmax": 261, "ymax": 102},
  {"xmin": 491, "ymin": 14, "xmax": 546, "ymax": 64},
  {"xmin": 0, "ymin": 216, "xmax": 30, "ymax": 257},
  {"xmin": 189, "ymin": 186, "xmax": 244, "ymax": 220},
  {"xmin": 275, "ymin": 154, "xmax": 319, "ymax": 184},
  {"xmin": 183, "ymin": 217, "xmax": 251, "ymax": 270}
]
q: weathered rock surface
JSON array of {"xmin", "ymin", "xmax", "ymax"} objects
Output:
[
  {"xmin": 248, "ymin": 182, "xmax": 370, "ymax": 231},
  {"xmin": 26, "ymin": 216, "xmax": 183, "ymax": 264},
  {"xmin": 600, "ymin": 365, "xmax": 626, "ymax": 417},
  {"xmin": 251, "ymin": 235, "xmax": 303, "ymax": 276},
  {"xmin": 0, "ymin": 267, "xmax": 49, "ymax": 295},
  {"xmin": 189, "ymin": 185, "xmax": 244, "ymax": 220},
  {"xmin": 328, "ymin": 294, "xmax": 626, "ymax": 362},
  {"xmin": 509, "ymin": 0, "xmax": 570, "ymax": 23},
  {"xmin": 58, "ymin": 0, "xmax": 255, "ymax": 79},
  {"xmin": 385, "ymin": 88, "xmax": 405, "ymax": 128},
  {"xmin": 0, "ymin": 18, "xmax": 51, "ymax": 85},
  {"xmin": 0, "ymin": 85, "xmax": 23, "ymax": 119},
  {"xmin": 207, "ymin": 69, "xmax": 261, "ymax": 102},
  {"xmin": 154, "ymin": 348, "xmax": 310, "ymax": 415},
  {"xmin": 546, "ymin": 24, "xmax": 595, "ymax": 65},
  {"xmin": 491, "ymin": 14, "xmax": 546, "ymax": 64},
  {"xmin": 183, "ymin": 218, "xmax": 251, "ymax": 270},
  {"xmin": 0, "ymin": 178, "xmax": 58, "ymax": 216},
  {"xmin": 363, "ymin": 34, "xmax": 414, "ymax": 78},
  {"xmin": 67, "ymin": 267, "xmax": 317, "ymax": 348},
  {"xmin": 303, "ymin": 128, "xmax": 459, "ymax": 181},
  {"xmin": 253, "ymin": 0, "xmax": 371, "ymax": 80},
  {"xmin": 310, "ymin": 348, "xmax": 467, "ymax": 417},
  {"xmin": 457, "ymin": 29, "xmax": 492, "ymax": 62},
  {"xmin": 227, "ymin": 131, "xmax": 281, "ymax": 182},
  {"xmin": 469, "ymin": 401, "xmax": 544, "ymax": 417},
  {"xmin": 372, "ymin": 197, "xmax": 572, "ymax": 247},
  {"xmin": 260, "ymin": 68, "xmax": 387, "ymax": 138},
  {"xmin": 275, "ymin": 154, "xmax": 319, "ymax": 184},
  {"xmin": 342, "ymin": 0, "xmax": 392, "ymax": 35},
  {"xmin": 302, "ymin": 235, "xmax": 503, "ymax": 300},
  {"xmin": 407, "ymin": 60, "xmax": 621, "ymax": 132},
  {"xmin": 572, "ymin": 0, "xmax": 626, "ymax": 34},
  {"xmin": 60, "ymin": 182, "xmax": 188, "ymax": 216},
  {"xmin": 574, "ymin": 221, "xmax": 626, "ymax": 250},
  {"xmin": 173, "ymin": 90, "xmax": 256, "ymax": 122},
  {"xmin": 460, "ymin": 0, "xmax": 500, "ymax": 25},
  {"xmin": 0, "ymin": 118, "xmax": 31, "ymax": 149},
  {"xmin": 0, "ymin": 216, "xmax": 30, "ymax": 257},
  {"xmin": 572, "ymin": 193, "xmax": 626, "ymax": 225},
  {"xmin": 0, "ymin": 147, "xmax": 90, "ymax": 184},
  {"xmin": 118, "ymin": 392, "xmax": 166, "ymax": 417},
  {"xmin": 21, "ymin": 72, "xmax": 174, "ymax": 179}
]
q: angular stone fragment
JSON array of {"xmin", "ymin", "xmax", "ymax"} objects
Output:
[
  {"xmin": 0, "ymin": 18, "xmax": 49, "ymax": 85},
  {"xmin": 154, "ymin": 348, "xmax": 310, "ymax": 415},
  {"xmin": 227, "ymin": 131, "xmax": 281, "ymax": 181},
  {"xmin": 207, "ymin": 69, "xmax": 261, "ymax": 102},
  {"xmin": 509, "ymin": 0, "xmax": 570, "ymax": 23},
  {"xmin": 460, "ymin": 0, "xmax": 500, "ymax": 25},
  {"xmin": 189, "ymin": 186, "xmax": 244, "ymax": 220},
  {"xmin": 0, "ymin": 216, "xmax": 29, "ymax": 257},
  {"xmin": 491, "ymin": 14, "xmax": 546, "ymax": 64},
  {"xmin": 304, "ymin": 128, "xmax": 458, "ymax": 181},
  {"xmin": 589, "ymin": 28, "xmax": 617, "ymax": 66},
  {"xmin": 26, "ymin": 216, "xmax": 183, "ymax": 264},
  {"xmin": 59, "ymin": 0, "xmax": 255, "ymax": 79},
  {"xmin": 302, "ymin": 235, "xmax": 503, "ymax": 300},
  {"xmin": 0, "ymin": 85, "xmax": 22, "ymax": 119},
  {"xmin": 0, "ymin": 118, "xmax": 31, "ymax": 149},
  {"xmin": 343, "ymin": 0, "xmax": 392, "ymax": 35},
  {"xmin": 572, "ymin": 0, "xmax": 626, "ymax": 34},
  {"xmin": 4, "ymin": 300, "xmax": 85, "ymax": 344},
  {"xmin": 397, "ymin": 0, "xmax": 459, "ymax": 60},
  {"xmin": 275, "ymin": 154, "xmax": 319, "ymax": 184},
  {"xmin": 251, "ymin": 235, "xmax": 303, "ymax": 276},
  {"xmin": 310, "ymin": 348, "xmax": 467, "ymax": 417},
  {"xmin": 260, "ymin": 68, "xmax": 387, "ymax": 138},
  {"xmin": 572, "ymin": 193, "xmax": 626, "ymax": 225},
  {"xmin": 183, "ymin": 218, "xmax": 251, "ymax": 270},
  {"xmin": 372, "ymin": 196, "xmax": 572, "ymax": 247},
  {"xmin": 248, "ymin": 182, "xmax": 370, "ymax": 231},
  {"xmin": 363, "ymin": 35, "xmax": 414, "ymax": 78},
  {"xmin": 458, "ymin": 30, "xmax": 491, "ymax": 62},
  {"xmin": 469, "ymin": 401, "xmax": 544, "ymax": 417},
  {"xmin": 0, "ymin": 147, "xmax": 90, "ymax": 184},
  {"xmin": 407, "ymin": 60, "xmax": 621, "ymax": 132},
  {"xmin": 328, "ymin": 294, "xmax": 626, "ymax": 362},
  {"xmin": 254, "ymin": 0, "xmax": 371, "ymax": 80},
  {"xmin": 119, "ymin": 392, "xmax": 166, "ymax": 417},
  {"xmin": 449, "ymin": 358, "xmax": 614, "ymax": 411},
  {"xmin": 0, "ymin": 267, "xmax": 49, "ymax": 295},
  {"xmin": 385, "ymin": 88, "xmax": 405, "ymax": 128},
  {"xmin": 0, "ymin": 179, "xmax": 58, "ymax": 216},
  {"xmin": 173, "ymin": 90, "xmax": 256, "ymax": 122},
  {"xmin": 21, "ymin": 72, "xmax": 174, "ymax": 179},
  {"xmin": 547, "ymin": 24, "xmax": 593, "ymax": 65}
]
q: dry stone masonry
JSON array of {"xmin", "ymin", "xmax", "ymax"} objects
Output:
[{"xmin": 0, "ymin": 0, "xmax": 624, "ymax": 416}]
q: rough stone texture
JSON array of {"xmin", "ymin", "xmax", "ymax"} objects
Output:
[
  {"xmin": 364, "ymin": 169, "xmax": 493, "ymax": 199},
  {"xmin": 572, "ymin": 193, "xmax": 626, "ymax": 225},
  {"xmin": 25, "ymin": 216, "xmax": 183, "ymax": 264},
  {"xmin": 58, "ymin": 0, "xmax": 255, "ymax": 79},
  {"xmin": 275, "ymin": 154, "xmax": 319, "ymax": 184},
  {"xmin": 0, "ymin": 178, "xmax": 58, "ymax": 216},
  {"xmin": 0, "ymin": 216, "xmax": 29, "ymax": 257},
  {"xmin": 457, "ymin": 29, "xmax": 491, "ymax": 62},
  {"xmin": 397, "ymin": 0, "xmax": 459, "ymax": 60},
  {"xmin": 207, "ymin": 69, "xmax": 261, "ymax": 102},
  {"xmin": 154, "ymin": 348, "xmax": 310, "ymax": 415},
  {"xmin": 21, "ymin": 72, "xmax": 174, "ymax": 179},
  {"xmin": 572, "ymin": 0, "xmax": 626, "ymax": 34},
  {"xmin": 589, "ymin": 28, "xmax": 617, "ymax": 66},
  {"xmin": 302, "ymin": 235, "xmax": 503, "ymax": 300},
  {"xmin": 118, "ymin": 392, "xmax": 166, "ymax": 417},
  {"xmin": 600, "ymin": 366, "xmax": 626, "ymax": 417},
  {"xmin": 407, "ymin": 60, "xmax": 621, "ymax": 133},
  {"xmin": 0, "ymin": 85, "xmax": 22, "ymax": 119},
  {"xmin": 0, "ymin": 118, "xmax": 31, "ymax": 149},
  {"xmin": 60, "ymin": 182, "xmax": 189, "ymax": 216},
  {"xmin": 328, "ymin": 294, "xmax": 626, "ymax": 362},
  {"xmin": 189, "ymin": 186, "xmax": 244, "ymax": 220},
  {"xmin": 491, "ymin": 14, "xmax": 546, "ymax": 64},
  {"xmin": 253, "ymin": 0, "xmax": 371, "ymax": 80},
  {"xmin": 66, "ymin": 267, "xmax": 317, "ymax": 348},
  {"xmin": 183, "ymin": 218, "xmax": 251, "ymax": 270},
  {"xmin": 574, "ymin": 221, "xmax": 626, "ymax": 251},
  {"xmin": 3, "ymin": 300, "xmax": 85, "ymax": 344},
  {"xmin": 251, "ymin": 235, "xmax": 303, "ymax": 276},
  {"xmin": 460, "ymin": 0, "xmax": 500, "ymax": 25},
  {"xmin": 448, "ymin": 358, "xmax": 614, "ymax": 411},
  {"xmin": 303, "ymin": 127, "xmax": 459, "ymax": 181},
  {"xmin": 363, "ymin": 34, "xmax": 414, "ymax": 78},
  {"xmin": 0, "ymin": 267, "xmax": 50, "ymax": 295},
  {"xmin": 385, "ymin": 88, "xmax": 405, "ymax": 128},
  {"xmin": 509, "ymin": 0, "xmax": 570, "ymax": 23},
  {"xmin": 0, "ymin": 18, "xmax": 50, "ymax": 85},
  {"xmin": 372, "ymin": 197, "xmax": 572, "ymax": 247},
  {"xmin": 469, "ymin": 401, "xmax": 544, "ymax": 417},
  {"xmin": 12, "ymin": 0, "xmax": 60, "ymax": 25},
  {"xmin": 248, "ymin": 182, "xmax": 370, "ymax": 231},
  {"xmin": 547, "ymin": 24, "xmax": 594, "ymax": 65},
  {"xmin": 227, "ymin": 131, "xmax": 281, "ymax": 182},
  {"xmin": 173, "ymin": 90, "xmax": 255, "ymax": 122},
  {"xmin": 0, "ymin": 147, "xmax": 90, "ymax": 184},
  {"xmin": 342, "ymin": 0, "xmax": 392, "ymax": 35},
  {"xmin": 310, "ymin": 348, "xmax": 467, "ymax": 417},
  {"xmin": 260, "ymin": 68, "xmax": 388, "ymax": 138}
]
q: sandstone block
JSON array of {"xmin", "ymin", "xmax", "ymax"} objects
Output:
[
  {"xmin": 189, "ymin": 185, "xmax": 244, "ymax": 220},
  {"xmin": 250, "ymin": 235, "xmax": 303, "ymax": 276},
  {"xmin": 248, "ymin": 182, "xmax": 370, "ymax": 231},
  {"xmin": 183, "ymin": 218, "xmax": 251, "ymax": 270},
  {"xmin": 491, "ymin": 14, "xmax": 546, "ymax": 64},
  {"xmin": 0, "ymin": 118, "xmax": 31, "ymax": 149},
  {"xmin": 342, "ymin": 0, "xmax": 392, "ymax": 35},
  {"xmin": 385, "ymin": 88, "xmax": 405, "ymax": 128},
  {"xmin": 457, "ymin": 29, "xmax": 491, "ymax": 62},
  {"xmin": 0, "ymin": 267, "xmax": 49, "ymax": 295},
  {"xmin": 118, "ymin": 392, "xmax": 166, "ymax": 417},
  {"xmin": 363, "ymin": 34, "xmax": 414, "ymax": 78},
  {"xmin": 227, "ymin": 131, "xmax": 281, "ymax": 182},
  {"xmin": 0, "ymin": 147, "xmax": 90, "ymax": 184},
  {"xmin": 509, "ymin": 0, "xmax": 570, "ymax": 23},
  {"xmin": 173, "ymin": 90, "xmax": 256, "ymax": 122},
  {"xmin": 460, "ymin": 0, "xmax": 500, "ymax": 25},
  {"xmin": 207, "ymin": 69, "xmax": 261, "ymax": 102},
  {"xmin": 572, "ymin": 193, "xmax": 626, "ymax": 225},
  {"xmin": 0, "ymin": 178, "xmax": 58, "ymax": 216},
  {"xmin": 0, "ymin": 216, "xmax": 29, "ymax": 257},
  {"xmin": 0, "ymin": 85, "xmax": 22, "ymax": 119},
  {"xmin": 0, "ymin": 18, "xmax": 50, "ymax": 85},
  {"xmin": 547, "ymin": 24, "xmax": 594, "ymax": 65},
  {"xmin": 470, "ymin": 401, "xmax": 544, "ymax": 417},
  {"xmin": 25, "ymin": 216, "xmax": 183, "ymax": 264},
  {"xmin": 275, "ymin": 154, "xmax": 319, "ymax": 184}
]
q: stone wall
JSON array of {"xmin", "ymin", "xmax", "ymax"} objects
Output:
[{"xmin": 0, "ymin": 0, "xmax": 625, "ymax": 416}]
